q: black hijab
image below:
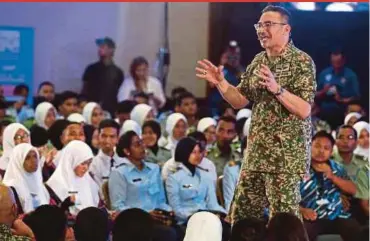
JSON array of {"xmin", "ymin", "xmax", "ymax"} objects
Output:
[
  {"xmin": 83, "ymin": 124, "xmax": 98, "ymax": 155},
  {"xmin": 174, "ymin": 137, "xmax": 198, "ymax": 176},
  {"xmin": 142, "ymin": 120, "xmax": 161, "ymax": 155}
]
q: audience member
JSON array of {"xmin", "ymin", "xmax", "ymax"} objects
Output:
[
  {"xmin": 316, "ymin": 49, "xmax": 360, "ymax": 128},
  {"xmin": 300, "ymin": 131, "xmax": 360, "ymax": 241},
  {"xmin": 7, "ymin": 84, "xmax": 35, "ymax": 123},
  {"xmin": 115, "ymin": 100, "xmax": 136, "ymax": 126},
  {"xmin": 183, "ymin": 212, "xmax": 223, "ymax": 241},
  {"xmin": 207, "ymin": 116, "xmax": 240, "ymax": 176},
  {"xmin": 218, "ymin": 101, "xmax": 236, "ymax": 119},
  {"xmin": 0, "ymin": 123, "xmax": 30, "ymax": 177},
  {"xmin": 74, "ymin": 207, "xmax": 109, "ymax": 241},
  {"xmin": 34, "ymin": 102, "xmax": 57, "ymax": 130},
  {"xmin": 197, "ymin": 117, "xmax": 217, "ymax": 151},
  {"xmin": 90, "ymin": 119, "xmax": 125, "ymax": 189},
  {"xmin": 36, "ymin": 81, "xmax": 55, "ymax": 103},
  {"xmin": 46, "ymin": 140, "xmax": 99, "ymax": 215},
  {"xmin": 130, "ymin": 103, "xmax": 155, "ymax": 127},
  {"xmin": 56, "ymin": 91, "xmax": 79, "ymax": 119},
  {"xmin": 344, "ymin": 112, "xmax": 362, "ymax": 126},
  {"xmin": 230, "ymin": 218, "xmax": 266, "ymax": 241},
  {"xmin": 109, "ymin": 131, "xmax": 177, "ymax": 241},
  {"xmin": 113, "ymin": 208, "xmax": 154, "ymax": 241},
  {"xmin": 82, "ymin": 102, "xmax": 104, "ymax": 128},
  {"xmin": 133, "ymin": 92, "xmax": 150, "ymax": 105},
  {"xmin": 142, "ymin": 120, "xmax": 171, "ymax": 166},
  {"xmin": 117, "ymin": 56, "xmax": 166, "ymax": 113},
  {"xmin": 165, "ymin": 137, "xmax": 226, "ymax": 225},
  {"xmin": 23, "ymin": 205, "xmax": 67, "ymax": 241},
  {"xmin": 3, "ymin": 144, "xmax": 49, "ymax": 214},
  {"xmin": 345, "ymin": 100, "xmax": 367, "ymax": 117},
  {"xmin": 161, "ymin": 113, "xmax": 188, "ymax": 155},
  {"xmin": 174, "ymin": 92, "xmax": 199, "ymax": 132},
  {"xmin": 353, "ymin": 121, "xmax": 369, "ymax": 158},
  {"xmin": 83, "ymin": 124, "xmax": 99, "ymax": 155},
  {"xmin": 67, "ymin": 113, "xmax": 86, "ymax": 124},
  {"xmin": 0, "ymin": 184, "xmax": 35, "ymax": 240},
  {"xmin": 266, "ymin": 212, "xmax": 308, "ymax": 241},
  {"xmin": 120, "ymin": 119, "xmax": 142, "ymax": 137},
  {"xmin": 82, "ymin": 37, "xmax": 124, "ymax": 116}
]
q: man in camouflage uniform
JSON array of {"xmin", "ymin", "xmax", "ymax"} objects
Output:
[
  {"xmin": 207, "ymin": 116, "xmax": 242, "ymax": 176},
  {"xmin": 196, "ymin": 5, "xmax": 316, "ymax": 223}
]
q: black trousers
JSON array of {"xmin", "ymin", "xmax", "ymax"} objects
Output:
[{"xmin": 304, "ymin": 218, "xmax": 362, "ymax": 241}]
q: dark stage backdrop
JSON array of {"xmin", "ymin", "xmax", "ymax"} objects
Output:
[{"xmin": 208, "ymin": 3, "xmax": 369, "ymax": 108}]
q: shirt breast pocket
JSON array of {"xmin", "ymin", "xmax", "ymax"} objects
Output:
[
  {"xmin": 180, "ymin": 185, "xmax": 197, "ymax": 201},
  {"xmin": 148, "ymin": 183, "xmax": 160, "ymax": 195}
]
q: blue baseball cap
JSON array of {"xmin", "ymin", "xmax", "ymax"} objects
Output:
[{"xmin": 95, "ymin": 37, "xmax": 116, "ymax": 49}]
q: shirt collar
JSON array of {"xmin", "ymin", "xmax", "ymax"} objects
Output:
[
  {"xmin": 126, "ymin": 160, "xmax": 152, "ymax": 172},
  {"xmin": 97, "ymin": 149, "xmax": 118, "ymax": 160}
]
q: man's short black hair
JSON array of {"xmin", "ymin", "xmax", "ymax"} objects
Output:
[
  {"xmin": 13, "ymin": 84, "xmax": 29, "ymax": 95},
  {"xmin": 347, "ymin": 99, "xmax": 363, "ymax": 107},
  {"xmin": 330, "ymin": 47, "xmax": 345, "ymax": 57},
  {"xmin": 116, "ymin": 100, "xmax": 136, "ymax": 114},
  {"xmin": 175, "ymin": 91, "xmax": 196, "ymax": 107},
  {"xmin": 98, "ymin": 119, "xmax": 120, "ymax": 134},
  {"xmin": 262, "ymin": 5, "xmax": 292, "ymax": 26},
  {"xmin": 218, "ymin": 116, "xmax": 237, "ymax": 126},
  {"xmin": 56, "ymin": 91, "xmax": 78, "ymax": 107},
  {"xmin": 38, "ymin": 81, "xmax": 54, "ymax": 92},
  {"xmin": 171, "ymin": 86, "xmax": 188, "ymax": 99},
  {"xmin": 336, "ymin": 124, "xmax": 358, "ymax": 140},
  {"xmin": 312, "ymin": 130, "xmax": 335, "ymax": 147}
]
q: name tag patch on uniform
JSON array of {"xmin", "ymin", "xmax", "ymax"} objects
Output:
[
  {"xmin": 133, "ymin": 178, "xmax": 142, "ymax": 182},
  {"xmin": 182, "ymin": 184, "xmax": 193, "ymax": 189}
]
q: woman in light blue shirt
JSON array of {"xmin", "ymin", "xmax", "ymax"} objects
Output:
[
  {"xmin": 165, "ymin": 137, "xmax": 226, "ymax": 225},
  {"xmin": 109, "ymin": 131, "xmax": 177, "ymax": 241}
]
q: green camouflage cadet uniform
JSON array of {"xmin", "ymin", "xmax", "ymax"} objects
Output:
[
  {"xmin": 230, "ymin": 41, "xmax": 316, "ymax": 223},
  {"xmin": 145, "ymin": 147, "xmax": 172, "ymax": 168},
  {"xmin": 332, "ymin": 150, "xmax": 369, "ymax": 201},
  {"xmin": 207, "ymin": 141, "xmax": 242, "ymax": 176}
]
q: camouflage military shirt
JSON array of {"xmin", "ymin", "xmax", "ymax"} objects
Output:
[
  {"xmin": 236, "ymin": 41, "xmax": 316, "ymax": 174},
  {"xmin": 0, "ymin": 224, "xmax": 32, "ymax": 241},
  {"xmin": 207, "ymin": 142, "xmax": 242, "ymax": 176}
]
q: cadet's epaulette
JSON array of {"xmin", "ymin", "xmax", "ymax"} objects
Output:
[
  {"xmin": 196, "ymin": 166, "xmax": 209, "ymax": 172},
  {"xmin": 228, "ymin": 160, "xmax": 241, "ymax": 167},
  {"xmin": 354, "ymin": 154, "xmax": 369, "ymax": 163},
  {"xmin": 115, "ymin": 163, "xmax": 127, "ymax": 169}
]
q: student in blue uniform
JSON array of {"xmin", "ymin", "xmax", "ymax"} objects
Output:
[
  {"xmin": 165, "ymin": 137, "xmax": 226, "ymax": 224},
  {"xmin": 109, "ymin": 131, "xmax": 177, "ymax": 241}
]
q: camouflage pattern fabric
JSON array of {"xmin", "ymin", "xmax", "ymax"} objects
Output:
[
  {"xmin": 207, "ymin": 142, "xmax": 242, "ymax": 176},
  {"xmin": 230, "ymin": 171, "xmax": 302, "ymax": 223},
  {"xmin": 231, "ymin": 41, "xmax": 316, "ymax": 222}
]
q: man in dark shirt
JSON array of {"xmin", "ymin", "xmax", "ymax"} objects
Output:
[{"xmin": 81, "ymin": 37, "xmax": 124, "ymax": 116}]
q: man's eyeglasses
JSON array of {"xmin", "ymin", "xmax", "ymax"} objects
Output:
[
  {"xmin": 337, "ymin": 135, "xmax": 356, "ymax": 141},
  {"xmin": 254, "ymin": 21, "xmax": 287, "ymax": 30},
  {"xmin": 14, "ymin": 133, "xmax": 29, "ymax": 141}
]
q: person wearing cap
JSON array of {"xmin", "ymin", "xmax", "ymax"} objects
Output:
[{"xmin": 81, "ymin": 37, "xmax": 124, "ymax": 117}]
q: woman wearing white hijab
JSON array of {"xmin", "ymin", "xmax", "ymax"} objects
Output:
[
  {"xmin": 197, "ymin": 117, "xmax": 217, "ymax": 151},
  {"xmin": 34, "ymin": 102, "xmax": 57, "ymax": 130},
  {"xmin": 67, "ymin": 113, "xmax": 86, "ymax": 124},
  {"xmin": 0, "ymin": 123, "xmax": 30, "ymax": 176},
  {"xmin": 344, "ymin": 112, "xmax": 362, "ymax": 126},
  {"xmin": 130, "ymin": 103, "xmax": 155, "ymax": 127},
  {"xmin": 353, "ymin": 121, "xmax": 369, "ymax": 158},
  {"xmin": 46, "ymin": 140, "xmax": 99, "ymax": 215},
  {"xmin": 3, "ymin": 143, "xmax": 50, "ymax": 214},
  {"xmin": 82, "ymin": 102, "xmax": 104, "ymax": 128},
  {"xmin": 119, "ymin": 120, "xmax": 142, "ymax": 137},
  {"xmin": 183, "ymin": 212, "xmax": 223, "ymax": 241},
  {"xmin": 236, "ymin": 108, "xmax": 252, "ymax": 121},
  {"xmin": 162, "ymin": 113, "xmax": 188, "ymax": 154}
]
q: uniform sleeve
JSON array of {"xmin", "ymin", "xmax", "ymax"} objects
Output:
[
  {"xmin": 354, "ymin": 166, "xmax": 369, "ymax": 200},
  {"xmin": 108, "ymin": 169, "xmax": 129, "ymax": 211},
  {"xmin": 223, "ymin": 165, "xmax": 239, "ymax": 212},
  {"xmin": 236, "ymin": 67, "xmax": 252, "ymax": 100},
  {"xmin": 293, "ymin": 55, "xmax": 317, "ymax": 104},
  {"xmin": 165, "ymin": 175, "xmax": 194, "ymax": 221},
  {"xmin": 155, "ymin": 168, "xmax": 172, "ymax": 211},
  {"xmin": 205, "ymin": 178, "xmax": 226, "ymax": 214}
]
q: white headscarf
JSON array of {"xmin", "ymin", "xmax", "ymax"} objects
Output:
[
  {"xmin": 0, "ymin": 123, "xmax": 30, "ymax": 171},
  {"xmin": 46, "ymin": 140, "xmax": 99, "ymax": 215},
  {"xmin": 197, "ymin": 117, "xmax": 217, "ymax": 133},
  {"xmin": 82, "ymin": 102, "xmax": 99, "ymax": 125},
  {"xmin": 183, "ymin": 212, "xmax": 222, "ymax": 241},
  {"xmin": 164, "ymin": 113, "xmax": 187, "ymax": 152},
  {"xmin": 35, "ymin": 102, "xmax": 56, "ymax": 130},
  {"xmin": 130, "ymin": 104, "xmax": 153, "ymax": 126},
  {"xmin": 120, "ymin": 120, "xmax": 142, "ymax": 137},
  {"xmin": 353, "ymin": 121, "xmax": 369, "ymax": 158},
  {"xmin": 344, "ymin": 112, "xmax": 362, "ymax": 125},
  {"xmin": 243, "ymin": 117, "xmax": 252, "ymax": 137},
  {"xmin": 236, "ymin": 108, "xmax": 252, "ymax": 121},
  {"xmin": 3, "ymin": 143, "xmax": 50, "ymax": 213},
  {"xmin": 67, "ymin": 113, "xmax": 86, "ymax": 124}
]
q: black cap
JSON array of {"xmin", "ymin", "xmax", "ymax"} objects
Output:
[{"xmin": 95, "ymin": 37, "xmax": 116, "ymax": 49}]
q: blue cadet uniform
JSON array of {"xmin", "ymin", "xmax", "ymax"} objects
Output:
[
  {"xmin": 223, "ymin": 160, "xmax": 241, "ymax": 212},
  {"xmin": 165, "ymin": 164, "xmax": 226, "ymax": 224},
  {"xmin": 109, "ymin": 161, "xmax": 171, "ymax": 212}
]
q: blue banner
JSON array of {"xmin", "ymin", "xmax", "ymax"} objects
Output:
[{"xmin": 0, "ymin": 26, "xmax": 34, "ymax": 105}]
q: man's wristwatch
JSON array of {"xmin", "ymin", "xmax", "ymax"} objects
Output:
[{"xmin": 274, "ymin": 86, "xmax": 284, "ymax": 96}]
